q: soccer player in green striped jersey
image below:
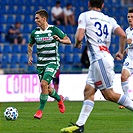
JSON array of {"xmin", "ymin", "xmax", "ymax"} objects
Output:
[{"xmin": 28, "ymin": 9, "xmax": 71, "ymax": 119}]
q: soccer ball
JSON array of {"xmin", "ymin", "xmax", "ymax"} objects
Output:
[{"xmin": 4, "ymin": 107, "xmax": 18, "ymax": 120}]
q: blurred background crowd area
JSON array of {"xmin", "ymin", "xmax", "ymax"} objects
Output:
[{"xmin": 0, "ymin": 0, "xmax": 133, "ymax": 74}]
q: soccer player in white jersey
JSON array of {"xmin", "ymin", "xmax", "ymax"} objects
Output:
[
  {"xmin": 61, "ymin": 0, "xmax": 133, "ymax": 132},
  {"xmin": 28, "ymin": 9, "xmax": 71, "ymax": 119},
  {"xmin": 119, "ymin": 9, "xmax": 133, "ymax": 109}
]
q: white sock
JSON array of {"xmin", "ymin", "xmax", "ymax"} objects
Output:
[
  {"xmin": 117, "ymin": 95, "xmax": 133, "ymax": 111},
  {"xmin": 121, "ymin": 81, "xmax": 129, "ymax": 97},
  {"xmin": 76, "ymin": 100, "xmax": 94, "ymax": 126}
]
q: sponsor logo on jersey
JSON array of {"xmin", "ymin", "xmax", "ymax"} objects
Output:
[{"xmin": 35, "ymin": 37, "xmax": 53, "ymax": 42}]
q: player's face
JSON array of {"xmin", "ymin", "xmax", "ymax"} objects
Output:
[
  {"xmin": 127, "ymin": 13, "xmax": 133, "ymax": 27},
  {"xmin": 35, "ymin": 14, "xmax": 45, "ymax": 27}
]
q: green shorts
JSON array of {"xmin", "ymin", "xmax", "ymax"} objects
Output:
[{"xmin": 37, "ymin": 64, "xmax": 59, "ymax": 84}]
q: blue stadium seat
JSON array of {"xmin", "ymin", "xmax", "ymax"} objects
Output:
[
  {"xmin": 27, "ymin": 65, "xmax": 37, "ymax": 73},
  {"xmin": 0, "ymin": 45, "xmax": 2, "ymax": 53},
  {"xmin": 73, "ymin": 47, "xmax": 82, "ymax": 53},
  {"xmin": 6, "ymin": 16, "xmax": 15, "ymax": 24},
  {"xmin": 64, "ymin": 54, "xmax": 73, "ymax": 63},
  {"xmin": 64, "ymin": 45, "xmax": 73, "ymax": 53},
  {"xmin": 65, "ymin": 25, "xmax": 74, "ymax": 34},
  {"xmin": 16, "ymin": 6, "xmax": 25, "ymax": 14},
  {"xmin": 3, "ymin": 45, "xmax": 11, "ymax": 53},
  {"xmin": 1, "ymin": 63, "xmax": 8, "ymax": 69},
  {"xmin": 19, "ymin": 63, "xmax": 27, "ymax": 70},
  {"xmin": 11, "ymin": 54, "xmax": 19, "ymax": 63},
  {"xmin": 58, "ymin": 45, "xmax": 64, "ymax": 53},
  {"xmin": 8, "ymin": 6, "xmax": 16, "ymax": 14},
  {"xmin": 73, "ymin": 54, "xmax": 81, "ymax": 63},
  {"xmin": 16, "ymin": 16, "xmax": 24, "ymax": 23},
  {"xmin": 32, "ymin": 54, "xmax": 37, "ymax": 63},
  {"xmin": 10, "ymin": 64, "xmax": 18, "ymax": 69},
  {"xmin": 1, "ymin": 6, "xmax": 8, "ymax": 14},
  {"xmin": 33, "ymin": 45, "xmax": 37, "ymax": 53},
  {"xmin": 20, "ymin": 54, "xmax": 28, "ymax": 63},
  {"xmin": 60, "ymin": 54, "xmax": 64, "ymax": 63},
  {"xmin": 12, "ymin": 45, "xmax": 20, "ymax": 53},
  {"xmin": 2, "ymin": 54, "xmax": 10, "ymax": 63},
  {"xmin": 21, "ymin": 45, "xmax": 28, "ymax": 53},
  {"xmin": 23, "ymin": 24, "xmax": 31, "ymax": 33},
  {"xmin": 23, "ymin": 34, "xmax": 29, "ymax": 43},
  {"xmin": 24, "ymin": 16, "xmax": 33, "ymax": 23},
  {"xmin": 1, "ymin": 15, "xmax": 6, "ymax": 23}
]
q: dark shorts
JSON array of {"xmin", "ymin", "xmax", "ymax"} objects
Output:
[{"xmin": 53, "ymin": 77, "xmax": 59, "ymax": 85}]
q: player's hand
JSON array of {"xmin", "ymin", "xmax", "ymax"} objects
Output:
[
  {"xmin": 127, "ymin": 38, "xmax": 132, "ymax": 44},
  {"xmin": 53, "ymin": 35, "xmax": 61, "ymax": 42},
  {"xmin": 74, "ymin": 43, "xmax": 82, "ymax": 49},
  {"xmin": 28, "ymin": 57, "xmax": 33, "ymax": 65},
  {"xmin": 115, "ymin": 52, "xmax": 123, "ymax": 60}
]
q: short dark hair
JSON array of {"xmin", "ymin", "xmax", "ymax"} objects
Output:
[
  {"xmin": 56, "ymin": 1, "xmax": 60, "ymax": 5},
  {"xmin": 128, "ymin": 9, "xmax": 133, "ymax": 13},
  {"xmin": 90, "ymin": 0, "xmax": 104, "ymax": 8},
  {"xmin": 35, "ymin": 9, "xmax": 49, "ymax": 21}
]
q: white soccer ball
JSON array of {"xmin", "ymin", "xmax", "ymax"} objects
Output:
[{"xmin": 4, "ymin": 107, "xmax": 18, "ymax": 120}]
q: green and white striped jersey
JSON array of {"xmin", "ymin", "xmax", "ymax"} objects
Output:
[{"xmin": 29, "ymin": 25, "xmax": 66, "ymax": 67}]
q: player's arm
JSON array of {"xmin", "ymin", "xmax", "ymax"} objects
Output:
[
  {"xmin": 74, "ymin": 13, "xmax": 86, "ymax": 49},
  {"xmin": 28, "ymin": 44, "xmax": 33, "ymax": 65},
  {"xmin": 123, "ymin": 38, "xmax": 132, "ymax": 56},
  {"xmin": 74, "ymin": 28, "xmax": 85, "ymax": 48},
  {"xmin": 53, "ymin": 35, "xmax": 71, "ymax": 44},
  {"xmin": 114, "ymin": 27, "xmax": 126, "ymax": 60}
]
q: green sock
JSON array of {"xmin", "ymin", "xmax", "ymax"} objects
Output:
[
  {"xmin": 49, "ymin": 89, "xmax": 61, "ymax": 102},
  {"xmin": 39, "ymin": 93, "xmax": 48, "ymax": 110}
]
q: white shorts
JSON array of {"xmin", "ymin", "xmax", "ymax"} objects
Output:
[
  {"xmin": 122, "ymin": 56, "xmax": 133, "ymax": 75},
  {"xmin": 86, "ymin": 56, "xmax": 115, "ymax": 90}
]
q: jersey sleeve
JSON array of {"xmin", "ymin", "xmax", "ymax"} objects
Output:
[
  {"xmin": 77, "ymin": 13, "xmax": 86, "ymax": 29},
  {"xmin": 29, "ymin": 30, "xmax": 36, "ymax": 45},
  {"xmin": 110, "ymin": 17, "xmax": 120, "ymax": 33},
  {"xmin": 53, "ymin": 26, "xmax": 67, "ymax": 39}
]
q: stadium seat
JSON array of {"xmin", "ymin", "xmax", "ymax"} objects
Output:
[
  {"xmin": 60, "ymin": 54, "xmax": 64, "ymax": 63},
  {"xmin": 19, "ymin": 63, "xmax": 27, "ymax": 70},
  {"xmin": 23, "ymin": 34, "xmax": 29, "ymax": 43},
  {"xmin": 21, "ymin": 45, "xmax": 28, "ymax": 53},
  {"xmin": 23, "ymin": 24, "xmax": 31, "ymax": 33},
  {"xmin": 0, "ymin": 45, "xmax": 2, "ymax": 53},
  {"xmin": 1, "ymin": 15, "xmax": 7, "ymax": 23},
  {"xmin": 12, "ymin": 45, "xmax": 20, "ymax": 53},
  {"xmin": 1, "ymin": 63, "xmax": 8, "ymax": 69},
  {"xmin": 2, "ymin": 54, "xmax": 10, "ymax": 63},
  {"xmin": 16, "ymin": 16, "xmax": 24, "ymax": 23},
  {"xmin": 11, "ymin": 54, "xmax": 19, "ymax": 63},
  {"xmin": 3, "ymin": 45, "xmax": 11, "ymax": 53},
  {"xmin": 27, "ymin": 65, "xmax": 37, "ymax": 73},
  {"xmin": 16, "ymin": 6, "xmax": 25, "ymax": 14},
  {"xmin": 33, "ymin": 45, "xmax": 37, "ymax": 53},
  {"xmin": 6, "ymin": 16, "xmax": 15, "ymax": 24},
  {"xmin": 64, "ymin": 45, "xmax": 73, "ymax": 53},
  {"xmin": 32, "ymin": 54, "xmax": 37, "ymax": 63},
  {"xmin": 64, "ymin": 54, "xmax": 73, "ymax": 63},
  {"xmin": 24, "ymin": 16, "xmax": 33, "ymax": 23},
  {"xmin": 20, "ymin": 54, "xmax": 28, "ymax": 63},
  {"xmin": 58, "ymin": 45, "xmax": 64, "ymax": 53},
  {"xmin": 73, "ymin": 54, "xmax": 81, "ymax": 63}
]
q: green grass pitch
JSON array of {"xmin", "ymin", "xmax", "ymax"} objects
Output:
[{"xmin": 0, "ymin": 101, "xmax": 133, "ymax": 133}]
